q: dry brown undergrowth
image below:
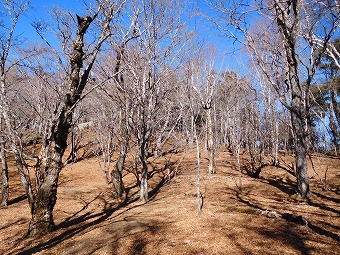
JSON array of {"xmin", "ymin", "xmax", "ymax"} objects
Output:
[{"xmin": 0, "ymin": 149, "xmax": 339, "ymax": 255}]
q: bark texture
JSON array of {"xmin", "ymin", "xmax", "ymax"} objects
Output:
[
  {"xmin": 112, "ymin": 139, "xmax": 127, "ymax": 200},
  {"xmin": 0, "ymin": 138, "xmax": 8, "ymax": 206},
  {"xmin": 139, "ymin": 138, "xmax": 148, "ymax": 202},
  {"xmin": 206, "ymin": 107, "xmax": 216, "ymax": 174},
  {"xmin": 110, "ymin": 43, "xmax": 129, "ymax": 200},
  {"xmin": 275, "ymin": 0, "xmax": 310, "ymax": 198},
  {"xmin": 26, "ymin": 15, "xmax": 95, "ymax": 237}
]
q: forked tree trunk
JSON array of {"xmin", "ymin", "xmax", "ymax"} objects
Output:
[
  {"xmin": 26, "ymin": 14, "xmax": 97, "ymax": 237},
  {"xmin": 111, "ymin": 45, "xmax": 130, "ymax": 200},
  {"xmin": 111, "ymin": 39, "xmax": 131, "ymax": 200}
]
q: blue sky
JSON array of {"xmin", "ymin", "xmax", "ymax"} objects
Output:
[
  {"xmin": 16, "ymin": 0, "xmax": 89, "ymax": 41},
  {"xmin": 30, "ymin": 0, "xmax": 84, "ymax": 12},
  {"xmin": 0, "ymin": 0, "xmax": 247, "ymax": 76},
  {"xmin": 6, "ymin": 0, "xmax": 338, "ymax": 78}
]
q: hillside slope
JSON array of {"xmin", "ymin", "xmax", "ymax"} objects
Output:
[{"xmin": 0, "ymin": 149, "xmax": 339, "ymax": 254}]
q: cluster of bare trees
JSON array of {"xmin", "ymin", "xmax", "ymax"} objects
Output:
[
  {"xmin": 0, "ymin": 0, "xmax": 125, "ymax": 236},
  {"xmin": 208, "ymin": 0, "xmax": 339, "ymax": 198},
  {"xmin": 0, "ymin": 0, "xmax": 339, "ymax": 237}
]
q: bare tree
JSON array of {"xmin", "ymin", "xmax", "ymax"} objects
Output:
[
  {"xmin": 88, "ymin": 8, "xmax": 140, "ymax": 200},
  {"xmin": 29, "ymin": 3, "xmax": 121, "ymax": 236},
  {"xmin": 209, "ymin": 0, "xmax": 339, "ymax": 198},
  {"xmin": 0, "ymin": 0, "xmax": 32, "ymax": 207},
  {"xmin": 1, "ymin": 0, "xmax": 124, "ymax": 236},
  {"xmin": 191, "ymin": 46, "xmax": 219, "ymax": 174},
  {"xmin": 108, "ymin": 13, "xmax": 139, "ymax": 200},
  {"xmin": 310, "ymin": 38, "xmax": 340, "ymax": 153},
  {"xmin": 0, "ymin": 116, "xmax": 8, "ymax": 206},
  {"xmin": 120, "ymin": 0, "xmax": 191, "ymax": 202},
  {"xmin": 95, "ymin": 103, "xmax": 117, "ymax": 184},
  {"xmin": 217, "ymin": 70, "xmax": 257, "ymax": 187}
]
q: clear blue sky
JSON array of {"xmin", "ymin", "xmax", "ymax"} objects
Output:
[
  {"xmin": 9, "ymin": 0, "xmax": 245, "ymax": 74},
  {"xmin": 16, "ymin": 0, "xmax": 89, "ymax": 41}
]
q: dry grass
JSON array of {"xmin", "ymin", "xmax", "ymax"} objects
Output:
[{"xmin": 0, "ymin": 148, "xmax": 339, "ymax": 255}]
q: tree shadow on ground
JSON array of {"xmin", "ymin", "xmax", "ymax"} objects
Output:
[
  {"xmin": 264, "ymin": 177, "xmax": 296, "ymax": 196},
  {"xmin": 253, "ymin": 226, "xmax": 313, "ymax": 255},
  {"xmin": 16, "ymin": 196, "xmax": 122, "ymax": 254},
  {"xmin": 242, "ymin": 167, "xmax": 297, "ymax": 197},
  {"xmin": 313, "ymin": 191, "xmax": 340, "ymax": 204},
  {"xmin": 242, "ymin": 158, "xmax": 296, "ymax": 179},
  {"xmin": 306, "ymin": 197, "xmax": 340, "ymax": 218},
  {"xmin": 234, "ymin": 183, "xmax": 340, "ymax": 249},
  {"xmin": 14, "ymin": 174, "xmax": 170, "ymax": 255},
  {"xmin": 77, "ymin": 220, "xmax": 161, "ymax": 255},
  {"xmin": 308, "ymin": 221, "xmax": 340, "ymax": 243},
  {"xmin": 8, "ymin": 194, "xmax": 27, "ymax": 206},
  {"xmin": 233, "ymin": 189, "xmax": 312, "ymax": 255}
]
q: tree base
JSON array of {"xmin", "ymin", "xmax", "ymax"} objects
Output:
[{"xmin": 26, "ymin": 217, "xmax": 55, "ymax": 238}]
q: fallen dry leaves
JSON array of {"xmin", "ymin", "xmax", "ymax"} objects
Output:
[{"xmin": 0, "ymin": 148, "xmax": 339, "ymax": 254}]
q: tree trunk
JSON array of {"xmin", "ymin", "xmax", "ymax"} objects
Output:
[
  {"xmin": 188, "ymin": 115, "xmax": 194, "ymax": 146},
  {"xmin": 0, "ymin": 83, "xmax": 9, "ymax": 207},
  {"xmin": 194, "ymin": 120, "xmax": 202, "ymax": 214},
  {"xmin": 112, "ymin": 162, "xmax": 125, "ymax": 200},
  {"xmin": 330, "ymin": 89, "xmax": 340, "ymax": 126},
  {"xmin": 206, "ymin": 107, "xmax": 216, "ymax": 174},
  {"xmin": 272, "ymin": 119, "xmax": 279, "ymax": 165},
  {"xmin": 0, "ymin": 138, "xmax": 9, "ymax": 207},
  {"xmin": 27, "ymin": 168, "xmax": 59, "ymax": 237},
  {"xmin": 275, "ymin": 0, "xmax": 310, "ymax": 198},
  {"xmin": 27, "ymin": 107, "xmax": 69, "ymax": 237},
  {"xmin": 291, "ymin": 110, "xmax": 310, "ymax": 198},
  {"xmin": 27, "ymin": 14, "xmax": 97, "ymax": 237},
  {"xmin": 329, "ymin": 111, "xmax": 339, "ymax": 152},
  {"xmin": 112, "ymin": 137, "xmax": 128, "ymax": 200},
  {"xmin": 294, "ymin": 139, "xmax": 310, "ymax": 197},
  {"xmin": 139, "ymin": 139, "xmax": 148, "ymax": 202},
  {"xmin": 140, "ymin": 161, "xmax": 148, "ymax": 202},
  {"xmin": 1, "ymin": 77, "xmax": 35, "ymax": 207},
  {"xmin": 70, "ymin": 127, "xmax": 77, "ymax": 162},
  {"xmin": 330, "ymin": 90, "xmax": 340, "ymax": 151},
  {"xmin": 236, "ymin": 147, "xmax": 242, "ymax": 191}
]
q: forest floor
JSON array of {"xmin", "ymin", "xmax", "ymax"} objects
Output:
[{"xmin": 0, "ymin": 147, "xmax": 339, "ymax": 255}]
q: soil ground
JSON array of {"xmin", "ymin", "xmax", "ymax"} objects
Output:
[{"xmin": 0, "ymin": 148, "xmax": 339, "ymax": 255}]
